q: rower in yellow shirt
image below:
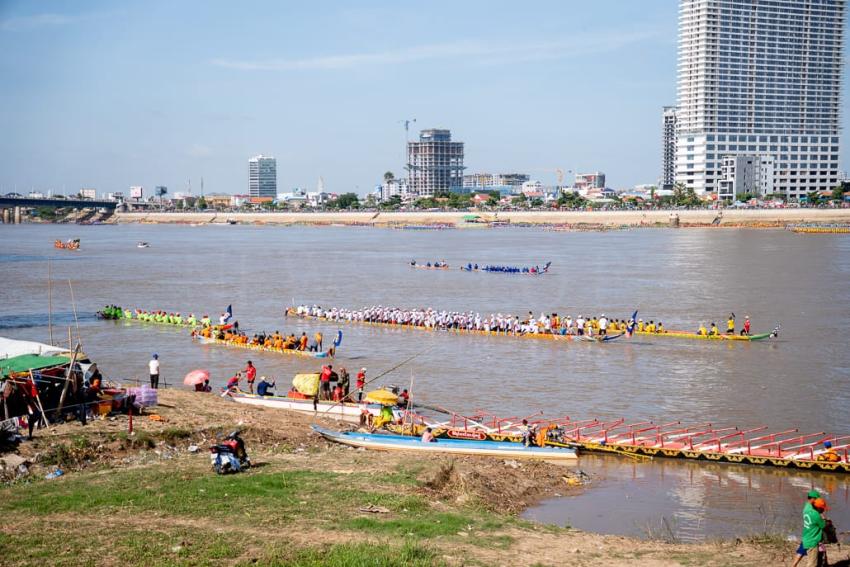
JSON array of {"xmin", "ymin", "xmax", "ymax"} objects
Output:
[
  {"xmin": 697, "ymin": 323, "xmax": 707, "ymax": 336},
  {"xmin": 726, "ymin": 314, "xmax": 735, "ymax": 334},
  {"xmin": 656, "ymin": 321, "xmax": 665, "ymax": 333},
  {"xmin": 646, "ymin": 321, "xmax": 656, "ymax": 333},
  {"xmin": 637, "ymin": 319, "xmax": 645, "ymax": 332},
  {"xmin": 710, "ymin": 322, "xmax": 720, "ymax": 336}
]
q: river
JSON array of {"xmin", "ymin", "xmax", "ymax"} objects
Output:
[{"xmin": 2, "ymin": 223, "xmax": 849, "ymax": 541}]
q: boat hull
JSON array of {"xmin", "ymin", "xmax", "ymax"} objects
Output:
[
  {"xmin": 231, "ymin": 393, "xmax": 379, "ymax": 421},
  {"xmin": 312, "ymin": 426, "xmax": 578, "ymax": 460},
  {"xmin": 195, "ymin": 336, "xmax": 330, "ymax": 358},
  {"xmin": 634, "ymin": 330, "xmax": 774, "ymax": 341}
]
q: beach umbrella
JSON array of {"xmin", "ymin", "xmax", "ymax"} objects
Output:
[
  {"xmin": 364, "ymin": 389, "xmax": 398, "ymax": 406},
  {"xmin": 183, "ymin": 369, "xmax": 210, "ymax": 386}
]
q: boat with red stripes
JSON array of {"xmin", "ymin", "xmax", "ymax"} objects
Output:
[{"xmin": 385, "ymin": 409, "xmax": 849, "ymax": 473}]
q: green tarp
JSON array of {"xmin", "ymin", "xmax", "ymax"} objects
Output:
[{"xmin": 0, "ymin": 354, "xmax": 70, "ymax": 377}]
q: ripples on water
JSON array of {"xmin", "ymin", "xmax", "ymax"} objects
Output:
[{"xmin": 1, "ymin": 223, "xmax": 849, "ymax": 540}]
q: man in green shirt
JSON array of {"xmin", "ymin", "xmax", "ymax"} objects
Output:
[{"xmin": 801, "ymin": 490, "xmax": 826, "ymax": 567}]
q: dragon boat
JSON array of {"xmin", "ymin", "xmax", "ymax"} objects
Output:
[
  {"xmin": 193, "ymin": 335, "xmax": 333, "ymax": 359},
  {"xmin": 634, "ymin": 328, "xmax": 777, "ymax": 341}
]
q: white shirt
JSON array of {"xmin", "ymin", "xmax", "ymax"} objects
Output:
[{"xmin": 149, "ymin": 359, "xmax": 160, "ymax": 375}]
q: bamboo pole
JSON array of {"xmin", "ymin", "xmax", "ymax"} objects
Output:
[
  {"xmin": 68, "ymin": 279, "xmax": 82, "ymax": 348},
  {"xmin": 56, "ymin": 343, "xmax": 81, "ymax": 419},
  {"xmin": 47, "ymin": 259, "xmax": 54, "ymax": 345}
]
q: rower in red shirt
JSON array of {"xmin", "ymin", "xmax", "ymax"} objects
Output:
[{"xmin": 741, "ymin": 316, "xmax": 751, "ymax": 336}]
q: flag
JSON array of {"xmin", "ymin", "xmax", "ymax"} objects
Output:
[
  {"xmin": 626, "ymin": 310, "xmax": 638, "ymax": 336},
  {"xmin": 222, "ymin": 305, "xmax": 233, "ymax": 323},
  {"xmin": 333, "ymin": 330, "xmax": 343, "ymax": 347}
]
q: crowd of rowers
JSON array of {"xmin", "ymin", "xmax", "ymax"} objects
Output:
[
  {"xmin": 195, "ymin": 326, "xmax": 330, "ymax": 353},
  {"xmin": 99, "ymin": 305, "xmax": 231, "ymax": 328},
  {"xmin": 409, "ymin": 260, "xmax": 551, "ymax": 274},
  {"xmin": 296, "ymin": 305, "xmax": 634, "ymax": 336},
  {"xmin": 294, "ymin": 305, "xmax": 755, "ymax": 337}
]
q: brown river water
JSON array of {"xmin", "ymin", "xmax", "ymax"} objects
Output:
[{"xmin": 1, "ymin": 223, "xmax": 849, "ymax": 541}]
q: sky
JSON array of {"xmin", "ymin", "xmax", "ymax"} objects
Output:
[{"xmin": 0, "ymin": 1, "xmax": 847, "ymax": 196}]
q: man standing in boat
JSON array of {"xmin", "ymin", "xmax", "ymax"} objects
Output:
[
  {"xmin": 741, "ymin": 316, "xmax": 751, "ymax": 336},
  {"xmin": 356, "ymin": 368, "xmax": 366, "ymax": 402},
  {"xmin": 726, "ymin": 313, "xmax": 736, "ymax": 334}
]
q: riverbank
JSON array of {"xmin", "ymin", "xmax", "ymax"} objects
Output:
[
  {"xmin": 113, "ymin": 208, "xmax": 850, "ymax": 228},
  {"xmin": 0, "ymin": 389, "xmax": 817, "ymax": 566}
]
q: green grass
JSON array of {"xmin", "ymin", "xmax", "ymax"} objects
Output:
[{"xmin": 257, "ymin": 540, "xmax": 446, "ymax": 567}]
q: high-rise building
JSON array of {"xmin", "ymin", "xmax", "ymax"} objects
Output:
[
  {"xmin": 662, "ymin": 106, "xmax": 678, "ymax": 188},
  {"xmin": 406, "ymin": 129, "xmax": 464, "ymax": 197},
  {"xmin": 248, "ymin": 155, "xmax": 277, "ymax": 198},
  {"xmin": 676, "ymin": 0, "xmax": 845, "ymax": 200}
]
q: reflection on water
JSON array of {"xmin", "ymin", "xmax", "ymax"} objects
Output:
[
  {"xmin": 524, "ymin": 454, "xmax": 850, "ymax": 542},
  {"xmin": 2, "ymin": 223, "xmax": 850, "ymax": 540}
]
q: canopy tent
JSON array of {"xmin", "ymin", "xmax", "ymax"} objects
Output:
[
  {"xmin": 0, "ymin": 337, "xmax": 72, "ymax": 360},
  {"xmin": 0, "ymin": 354, "xmax": 71, "ymax": 378}
]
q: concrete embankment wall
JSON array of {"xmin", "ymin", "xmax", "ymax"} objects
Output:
[{"xmin": 114, "ymin": 208, "xmax": 850, "ymax": 227}]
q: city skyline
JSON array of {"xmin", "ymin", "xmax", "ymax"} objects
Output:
[{"xmin": 1, "ymin": 1, "xmax": 848, "ymax": 196}]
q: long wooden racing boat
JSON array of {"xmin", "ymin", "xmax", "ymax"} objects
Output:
[
  {"xmin": 634, "ymin": 328, "xmax": 777, "ymax": 341},
  {"xmin": 285, "ymin": 310, "xmax": 623, "ymax": 344},
  {"xmin": 312, "ymin": 426, "xmax": 578, "ymax": 460},
  {"xmin": 193, "ymin": 335, "xmax": 332, "ymax": 359},
  {"xmin": 228, "ymin": 391, "xmax": 382, "ymax": 421},
  {"xmin": 387, "ymin": 411, "xmax": 850, "ymax": 473}
]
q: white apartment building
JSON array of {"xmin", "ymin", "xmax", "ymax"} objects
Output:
[
  {"xmin": 718, "ymin": 155, "xmax": 776, "ymax": 200},
  {"xmin": 675, "ymin": 0, "xmax": 845, "ymax": 200}
]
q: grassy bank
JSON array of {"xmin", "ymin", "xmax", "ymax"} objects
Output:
[{"xmin": 0, "ymin": 390, "xmax": 806, "ymax": 566}]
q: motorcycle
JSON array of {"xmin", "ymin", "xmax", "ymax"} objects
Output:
[{"xmin": 209, "ymin": 430, "xmax": 250, "ymax": 474}]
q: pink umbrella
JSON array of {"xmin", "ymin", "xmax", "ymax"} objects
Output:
[{"xmin": 183, "ymin": 369, "xmax": 210, "ymax": 387}]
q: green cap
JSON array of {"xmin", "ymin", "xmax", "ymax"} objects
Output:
[{"xmin": 807, "ymin": 490, "xmax": 820, "ymax": 499}]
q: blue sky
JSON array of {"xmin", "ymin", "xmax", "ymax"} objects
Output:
[{"xmin": 0, "ymin": 1, "xmax": 847, "ymax": 196}]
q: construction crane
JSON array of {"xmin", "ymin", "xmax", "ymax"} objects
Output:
[{"xmin": 399, "ymin": 118, "xmax": 416, "ymax": 142}]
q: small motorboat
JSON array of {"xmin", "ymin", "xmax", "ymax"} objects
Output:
[{"xmin": 137, "ymin": 242, "xmax": 150, "ymax": 248}]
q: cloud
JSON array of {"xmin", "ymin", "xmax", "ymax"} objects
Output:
[
  {"xmin": 210, "ymin": 31, "xmax": 660, "ymax": 72},
  {"xmin": 0, "ymin": 13, "xmax": 76, "ymax": 31}
]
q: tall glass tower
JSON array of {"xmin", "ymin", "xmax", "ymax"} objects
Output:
[
  {"xmin": 676, "ymin": 0, "xmax": 845, "ymax": 200},
  {"xmin": 248, "ymin": 155, "xmax": 277, "ymax": 198}
]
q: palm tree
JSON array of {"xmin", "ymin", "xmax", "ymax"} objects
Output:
[{"xmin": 383, "ymin": 171, "xmax": 395, "ymax": 183}]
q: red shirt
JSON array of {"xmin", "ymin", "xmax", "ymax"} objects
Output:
[
  {"xmin": 245, "ymin": 365, "xmax": 257, "ymax": 382},
  {"xmin": 320, "ymin": 366, "xmax": 333, "ymax": 383},
  {"xmin": 226, "ymin": 375, "xmax": 240, "ymax": 389},
  {"xmin": 356, "ymin": 372, "xmax": 365, "ymax": 388}
]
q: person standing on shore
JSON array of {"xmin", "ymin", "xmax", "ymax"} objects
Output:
[
  {"xmin": 149, "ymin": 354, "xmax": 160, "ymax": 389},
  {"xmin": 244, "ymin": 361, "xmax": 257, "ymax": 394},
  {"xmin": 356, "ymin": 368, "xmax": 366, "ymax": 402},
  {"xmin": 338, "ymin": 367, "xmax": 350, "ymax": 400},
  {"xmin": 793, "ymin": 490, "xmax": 826, "ymax": 567},
  {"xmin": 319, "ymin": 364, "xmax": 333, "ymax": 400}
]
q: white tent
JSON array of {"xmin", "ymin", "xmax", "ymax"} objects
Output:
[{"xmin": 0, "ymin": 337, "xmax": 71, "ymax": 359}]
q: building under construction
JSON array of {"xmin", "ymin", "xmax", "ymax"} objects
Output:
[{"xmin": 406, "ymin": 129, "xmax": 464, "ymax": 197}]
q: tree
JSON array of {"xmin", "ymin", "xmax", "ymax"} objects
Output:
[
  {"xmin": 197, "ymin": 196, "xmax": 207, "ymax": 210},
  {"xmin": 530, "ymin": 197, "xmax": 544, "ymax": 208},
  {"xmin": 486, "ymin": 195, "xmax": 500, "ymax": 207},
  {"xmin": 334, "ymin": 192, "xmax": 360, "ymax": 209},
  {"xmin": 155, "ymin": 186, "xmax": 168, "ymax": 210},
  {"xmin": 382, "ymin": 195, "xmax": 402, "ymax": 210},
  {"xmin": 383, "ymin": 171, "xmax": 395, "ymax": 183},
  {"xmin": 806, "ymin": 191, "xmax": 820, "ymax": 204},
  {"xmin": 511, "ymin": 195, "xmax": 527, "ymax": 207},
  {"xmin": 832, "ymin": 184, "xmax": 846, "ymax": 202},
  {"xmin": 557, "ymin": 191, "xmax": 586, "ymax": 209}
]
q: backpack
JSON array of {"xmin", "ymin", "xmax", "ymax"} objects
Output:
[{"xmin": 823, "ymin": 520, "xmax": 839, "ymax": 544}]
